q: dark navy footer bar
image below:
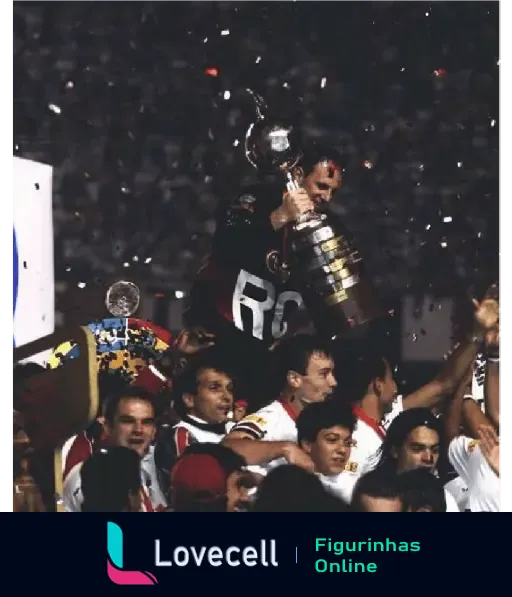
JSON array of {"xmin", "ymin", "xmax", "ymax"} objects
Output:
[{"xmin": 6, "ymin": 514, "xmax": 503, "ymax": 590}]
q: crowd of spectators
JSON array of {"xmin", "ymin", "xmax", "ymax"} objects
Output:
[{"xmin": 14, "ymin": 2, "xmax": 498, "ymax": 302}]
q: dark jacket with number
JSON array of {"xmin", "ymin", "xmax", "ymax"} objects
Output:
[{"xmin": 185, "ymin": 182, "xmax": 305, "ymax": 354}]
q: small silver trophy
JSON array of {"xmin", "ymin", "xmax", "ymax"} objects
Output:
[{"xmin": 105, "ymin": 281, "xmax": 140, "ymax": 317}]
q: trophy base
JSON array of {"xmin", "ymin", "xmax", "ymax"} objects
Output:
[{"xmin": 305, "ymin": 274, "xmax": 385, "ymax": 341}]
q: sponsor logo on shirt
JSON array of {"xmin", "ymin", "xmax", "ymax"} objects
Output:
[
  {"xmin": 241, "ymin": 415, "xmax": 267, "ymax": 427},
  {"xmin": 468, "ymin": 440, "xmax": 479, "ymax": 453},
  {"xmin": 344, "ymin": 462, "xmax": 359, "ymax": 473}
]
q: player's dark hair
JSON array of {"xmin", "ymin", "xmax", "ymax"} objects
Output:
[
  {"xmin": 103, "ymin": 387, "xmax": 156, "ymax": 426},
  {"xmin": 272, "ymin": 334, "xmax": 334, "ymax": 391},
  {"xmin": 299, "ymin": 142, "xmax": 345, "ymax": 176},
  {"xmin": 350, "ymin": 469, "xmax": 406, "ymax": 512},
  {"xmin": 341, "ymin": 352, "xmax": 389, "ymax": 404},
  {"xmin": 397, "ymin": 469, "xmax": 447, "ymax": 512},
  {"xmin": 296, "ymin": 399, "xmax": 356, "ymax": 445},
  {"xmin": 172, "ymin": 349, "xmax": 236, "ymax": 417},
  {"xmin": 252, "ymin": 465, "xmax": 348, "ymax": 512},
  {"xmin": 375, "ymin": 408, "xmax": 444, "ymax": 473}
]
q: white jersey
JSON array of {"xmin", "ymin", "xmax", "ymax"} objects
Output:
[
  {"xmin": 448, "ymin": 436, "xmax": 499, "ymax": 512},
  {"xmin": 320, "ymin": 398, "xmax": 458, "ymax": 511},
  {"xmin": 318, "ymin": 472, "xmax": 353, "ymax": 506},
  {"xmin": 140, "ymin": 446, "xmax": 168, "ymax": 510},
  {"xmin": 382, "ymin": 395, "xmax": 404, "ymax": 430},
  {"xmin": 445, "ymin": 476, "xmax": 469, "ymax": 512},
  {"xmin": 338, "ymin": 405, "xmax": 393, "ymax": 500},
  {"xmin": 329, "ymin": 398, "xmax": 404, "ymax": 503},
  {"xmin": 230, "ymin": 399, "xmax": 297, "ymax": 476},
  {"xmin": 172, "ymin": 415, "xmax": 233, "ymax": 457},
  {"xmin": 63, "ymin": 445, "xmax": 167, "ymax": 512},
  {"xmin": 61, "ymin": 432, "xmax": 94, "ymax": 480},
  {"xmin": 444, "ymin": 488, "xmax": 460, "ymax": 512}
]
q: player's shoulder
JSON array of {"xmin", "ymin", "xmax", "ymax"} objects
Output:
[
  {"xmin": 352, "ymin": 419, "xmax": 383, "ymax": 453},
  {"xmin": 63, "ymin": 461, "xmax": 84, "ymax": 512},
  {"xmin": 230, "ymin": 400, "xmax": 280, "ymax": 433},
  {"xmin": 222, "ymin": 182, "xmax": 280, "ymax": 214},
  {"xmin": 258, "ymin": 399, "xmax": 287, "ymax": 418},
  {"xmin": 232, "ymin": 186, "xmax": 260, "ymax": 209},
  {"xmin": 240, "ymin": 401, "xmax": 279, "ymax": 425},
  {"xmin": 63, "ymin": 461, "xmax": 83, "ymax": 488},
  {"xmin": 230, "ymin": 413, "xmax": 269, "ymax": 441}
]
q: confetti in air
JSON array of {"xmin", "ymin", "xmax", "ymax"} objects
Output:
[{"xmin": 12, "ymin": 1, "xmax": 496, "ymax": 359}]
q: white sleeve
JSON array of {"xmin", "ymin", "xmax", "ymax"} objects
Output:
[
  {"xmin": 60, "ymin": 435, "xmax": 78, "ymax": 473},
  {"xmin": 230, "ymin": 409, "xmax": 274, "ymax": 440},
  {"xmin": 444, "ymin": 477, "xmax": 469, "ymax": 511},
  {"xmin": 361, "ymin": 447, "xmax": 381, "ymax": 474},
  {"xmin": 468, "ymin": 448, "xmax": 500, "ymax": 513},
  {"xmin": 62, "ymin": 463, "xmax": 83, "ymax": 512},
  {"xmin": 444, "ymin": 489, "xmax": 460, "ymax": 512},
  {"xmin": 448, "ymin": 436, "xmax": 474, "ymax": 485}
]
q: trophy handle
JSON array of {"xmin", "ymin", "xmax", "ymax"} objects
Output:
[
  {"xmin": 283, "ymin": 172, "xmax": 323, "ymax": 226},
  {"xmin": 246, "ymin": 88, "xmax": 267, "ymax": 121},
  {"xmin": 285, "ymin": 171, "xmax": 300, "ymax": 192}
]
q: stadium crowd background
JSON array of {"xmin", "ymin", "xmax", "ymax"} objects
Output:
[{"xmin": 14, "ymin": 1, "xmax": 498, "ymax": 329}]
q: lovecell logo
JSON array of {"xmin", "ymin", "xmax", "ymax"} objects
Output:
[{"xmin": 107, "ymin": 522, "xmax": 158, "ymax": 585}]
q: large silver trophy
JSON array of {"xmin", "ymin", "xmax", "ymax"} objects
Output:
[{"xmin": 244, "ymin": 89, "xmax": 382, "ymax": 337}]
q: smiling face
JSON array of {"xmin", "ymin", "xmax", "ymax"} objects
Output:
[
  {"xmin": 183, "ymin": 368, "xmax": 234, "ymax": 424},
  {"xmin": 106, "ymin": 397, "xmax": 156, "ymax": 458},
  {"xmin": 302, "ymin": 424, "xmax": 353, "ymax": 476},
  {"xmin": 302, "ymin": 161, "xmax": 342, "ymax": 208}
]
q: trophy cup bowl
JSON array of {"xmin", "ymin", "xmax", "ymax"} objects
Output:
[{"xmin": 245, "ymin": 118, "xmax": 303, "ymax": 173}]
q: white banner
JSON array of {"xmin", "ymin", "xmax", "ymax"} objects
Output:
[{"xmin": 13, "ymin": 157, "xmax": 54, "ymax": 363}]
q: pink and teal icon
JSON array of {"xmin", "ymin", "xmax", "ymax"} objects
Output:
[{"xmin": 107, "ymin": 522, "xmax": 158, "ymax": 585}]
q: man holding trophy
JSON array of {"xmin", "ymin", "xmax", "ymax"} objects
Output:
[{"xmin": 185, "ymin": 91, "xmax": 382, "ymax": 407}]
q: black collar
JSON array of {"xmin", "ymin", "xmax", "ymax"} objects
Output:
[{"xmin": 182, "ymin": 415, "xmax": 227, "ymax": 435}]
